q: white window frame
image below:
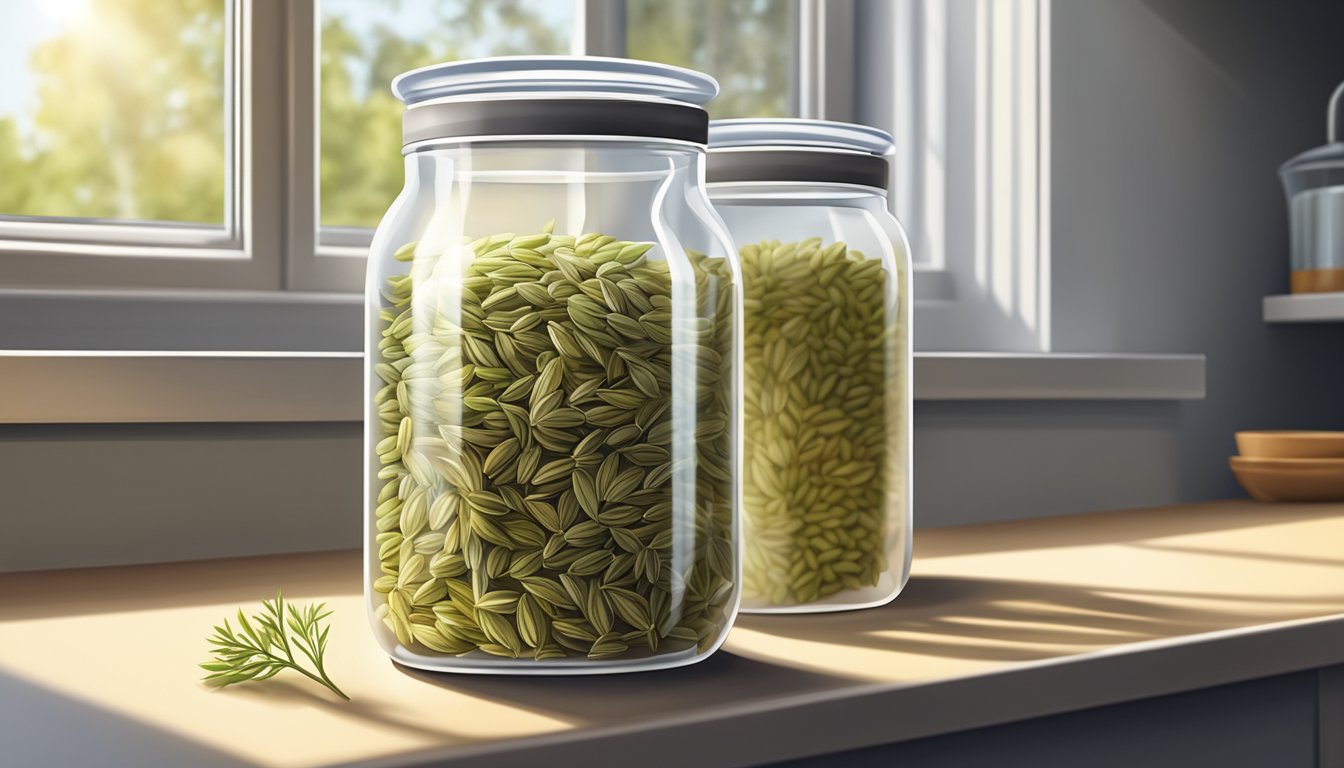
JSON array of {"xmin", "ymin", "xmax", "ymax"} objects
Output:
[
  {"xmin": 858, "ymin": 0, "xmax": 1051, "ymax": 352},
  {"xmin": 279, "ymin": 0, "xmax": 1054, "ymax": 349},
  {"xmin": 0, "ymin": 0, "xmax": 1046, "ymax": 356},
  {"xmin": 284, "ymin": 0, "xmax": 364, "ymax": 292},
  {"xmin": 283, "ymin": 0, "xmax": 608, "ymax": 291},
  {"xmin": 0, "ymin": 0, "xmax": 285, "ymax": 292},
  {"xmin": 283, "ymin": 0, "xmax": 831, "ymax": 293}
]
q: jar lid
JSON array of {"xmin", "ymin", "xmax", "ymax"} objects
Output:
[
  {"xmin": 1282, "ymin": 142, "xmax": 1344, "ymax": 174},
  {"xmin": 393, "ymin": 56, "xmax": 718, "ymax": 147},
  {"xmin": 1280, "ymin": 82, "xmax": 1344, "ymax": 197},
  {"xmin": 707, "ymin": 119, "xmax": 893, "ymax": 189}
]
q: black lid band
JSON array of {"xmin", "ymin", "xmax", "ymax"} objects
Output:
[
  {"xmin": 706, "ymin": 148, "xmax": 890, "ymax": 189},
  {"xmin": 403, "ymin": 98, "xmax": 709, "ymax": 146}
]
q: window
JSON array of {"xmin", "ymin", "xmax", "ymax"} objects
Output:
[
  {"xmin": 858, "ymin": 0, "xmax": 1049, "ymax": 352},
  {"xmin": 303, "ymin": 0, "xmax": 806, "ymax": 286},
  {"xmin": 626, "ymin": 0, "xmax": 796, "ymax": 119},
  {"xmin": 318, "ymin": 0, "xmax": 574, "ymax": 232},
  {"xmin": 0, "ymin": 0, "xmax": 282, "ymax": 291},
  {"xmin": 0, "ymin": 0, "xmax": 230, "ymax": 226},
  {"xmin": 1, "ymin": 0, "xmax": 1046, "ymax": 355}
]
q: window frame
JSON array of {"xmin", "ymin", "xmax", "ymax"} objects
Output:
[
  {"xmin": 0, "ymin": 0, "xmax": 1049, "ymax": 358},
  {"xmin": 0, "ymin": 0, "xmax": 285, "ymax": 292},
  {"xmin": 284, "ymin": 0, "xmax": 366, "ymax": 292},
  {"xmin": 286, "ymin": 0, "xmax": 1051, "ymax": 355},
  {"xmin": 285, "ymin": 0, "xmax": 829, "ymax": 292},
  {"xmin": 858, "ymin": 0, "xmax": 1051, "ymax": 352}
]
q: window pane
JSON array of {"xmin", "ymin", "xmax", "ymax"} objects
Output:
[
  {"xmin": 626, "ymin": 0, "xmax": 795, "ymax": 119},
  {"xmin": 319, "ymin": 0, "xmax": 574, "ymax": 230},
  {"xmin": 0, "ymin": 0, "xmax": 229, "ymax": 225}
]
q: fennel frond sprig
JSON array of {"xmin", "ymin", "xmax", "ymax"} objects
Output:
[{"xmin": 200, "ymin": 590, "xmax": 349, "ymax": 701}]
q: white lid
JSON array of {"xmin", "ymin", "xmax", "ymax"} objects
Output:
[
  {"xmin": 392, "ymin": 56, "xmax": 719, "ymax": 107},
  {"xmin": 708, "ymin": 118, "xmax": 894, "ymax": 155}
]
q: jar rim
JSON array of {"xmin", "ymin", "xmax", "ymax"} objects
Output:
[
  {"xmin": 401, "ymin": 134, "xmax": 708, "ymax": 155},
  {"xmin": 392, "ymin": 56, "xmax": 719, "ymax": 107},
  {"xmin": 708, "ymin": 118, "xmax": 895, "ymax": 156}
]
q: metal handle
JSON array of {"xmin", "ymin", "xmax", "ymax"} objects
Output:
[{"xmin": 1330, "ymin": 80, "xmax": 1344, "ymax": 144}]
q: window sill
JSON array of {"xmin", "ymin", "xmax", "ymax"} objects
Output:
[
  {"xmin": 914, "ymin": 352, "xmax": 1206, "ymax": 401},
  {"xmin": 0, "ymin": 288, "xmax": 363, "ymax": 352},
  {"xmin": 0, "ymin": 351, "xmax": 1205, "ymax": 425}
]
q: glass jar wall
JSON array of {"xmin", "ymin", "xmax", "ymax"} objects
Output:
[
  {"xmin": 707, "ymin": 119, "xmax": 911, "ymax": 613},
  {"xmin": 366, "ymin": 58, "xmax": 740, "ymax": 673}
]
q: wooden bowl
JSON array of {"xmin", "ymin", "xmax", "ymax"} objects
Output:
[
  {"xmin": 1235, "ymin": 431, "xmax": 1344, "ymax": 459},
  {"xmin": 1229, "ymin": 456, "xmax": 1344, "ymax": 502}
]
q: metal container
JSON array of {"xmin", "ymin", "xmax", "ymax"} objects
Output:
[{"xmin": 1280, "ymin": 82, "xmax": 1344, "ymax": 294}]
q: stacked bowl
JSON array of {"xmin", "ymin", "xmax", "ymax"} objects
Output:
[{"xmin": 1231, "ymin": 432, "xmax": 1344, "ymax": 502}]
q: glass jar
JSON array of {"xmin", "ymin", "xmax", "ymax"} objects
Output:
[
  {"xmin": 366, "ymin": 57, "xmax": 741, "ymax": 673},
  {"xmin": 707, "ymin": 119, "xmax": 911, "ymax": 613},
  {"xmin": 1280, "ymin": 81, "xmax": 1344, "ymax": 293}
]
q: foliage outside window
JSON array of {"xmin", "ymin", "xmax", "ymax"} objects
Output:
[
  {"xmin": 626, "ymin": 0, "xmax": 793, "ymax": 121},
  {"xmin": 0, "ymin": 0, "xmax": 228, "ymax": 225},
  {"xmin": 0, "ymin": 0, "xmax": 798, "ymax": 233},
  {"xmin": 319, "ymin": 0, "xmax": 572, "ymax": 230},
  {"xmin": 319, "ymin": 0, "xmax": 796, "ymax": 230}
]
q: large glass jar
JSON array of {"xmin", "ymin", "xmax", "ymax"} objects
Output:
[
  {"xmin": 366, "ymin": 58, "xmax": 741, "ymax": 673},
  {"xmin": 707, "ymin": 119, "xmax": 910, "ymax": 613}
]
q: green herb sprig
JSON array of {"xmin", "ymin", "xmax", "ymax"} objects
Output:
[{"xmin": 201, "ymin": 591, "xmax": 348, "ymax": 700}]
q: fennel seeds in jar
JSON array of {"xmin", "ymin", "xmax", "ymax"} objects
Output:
[
  {"xmin": 740, "ymin": 237, "xmax": 892, "ymax": 606},
  {"xmin": 372, "ymin": 229, "xmax": 735, "ymax": 663}
]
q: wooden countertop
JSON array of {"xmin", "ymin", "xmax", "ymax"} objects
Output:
[{"xmin": 3, "ymin": 500, "xmax": 1344, "ymax": 768}]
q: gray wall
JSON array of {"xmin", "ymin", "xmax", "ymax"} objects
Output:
[
  {"xmin": 0, "ymin": 423, "xmax": 361, "ymax": 572},
  {"xmin": 915, "ymin": 0, "xmax": 1344, "ymax": 526},
  {"xmin": 1052, "ymin": 0, "xmax": 1344, "ymax": 498},
  {"xmin": 6, "ymin": 0, "xmax": 1344, "ymax": 572},
  {"xmin": 913, "ymin": 401, "xmax": 1186, "ymax": 526}
]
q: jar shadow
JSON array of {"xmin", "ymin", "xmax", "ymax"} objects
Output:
[
  {"xmin": 390, "ymin": 649, "xmax": 851, "ymax": 726},
  {"xmin": 225, "ymin": 678, "xmax": 459, "ymax": 742},
  {"xmin": 733, "ymin": 571, "xmax": 1344, "ymax": 670}
]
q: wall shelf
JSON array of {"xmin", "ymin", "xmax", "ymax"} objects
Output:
[{"xmin": 1264, "ymin": 293, "xmax": 1344, "ymax": 323}]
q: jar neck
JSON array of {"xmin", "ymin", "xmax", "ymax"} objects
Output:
[
  {"xmin": 394, "ymin": 139, "xmax": 711, "ymax": 242},
  {"xmin": 397, "ymin": 140, "xmax": 709, "ymax": 196},
  {"xmin": 401, "ymin": 139, "xmax": 706, "ymax": 188}
]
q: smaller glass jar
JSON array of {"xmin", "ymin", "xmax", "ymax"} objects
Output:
[{"xmin": 707, "ymin": 119, "xmax": 911, "ymax": 613}]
